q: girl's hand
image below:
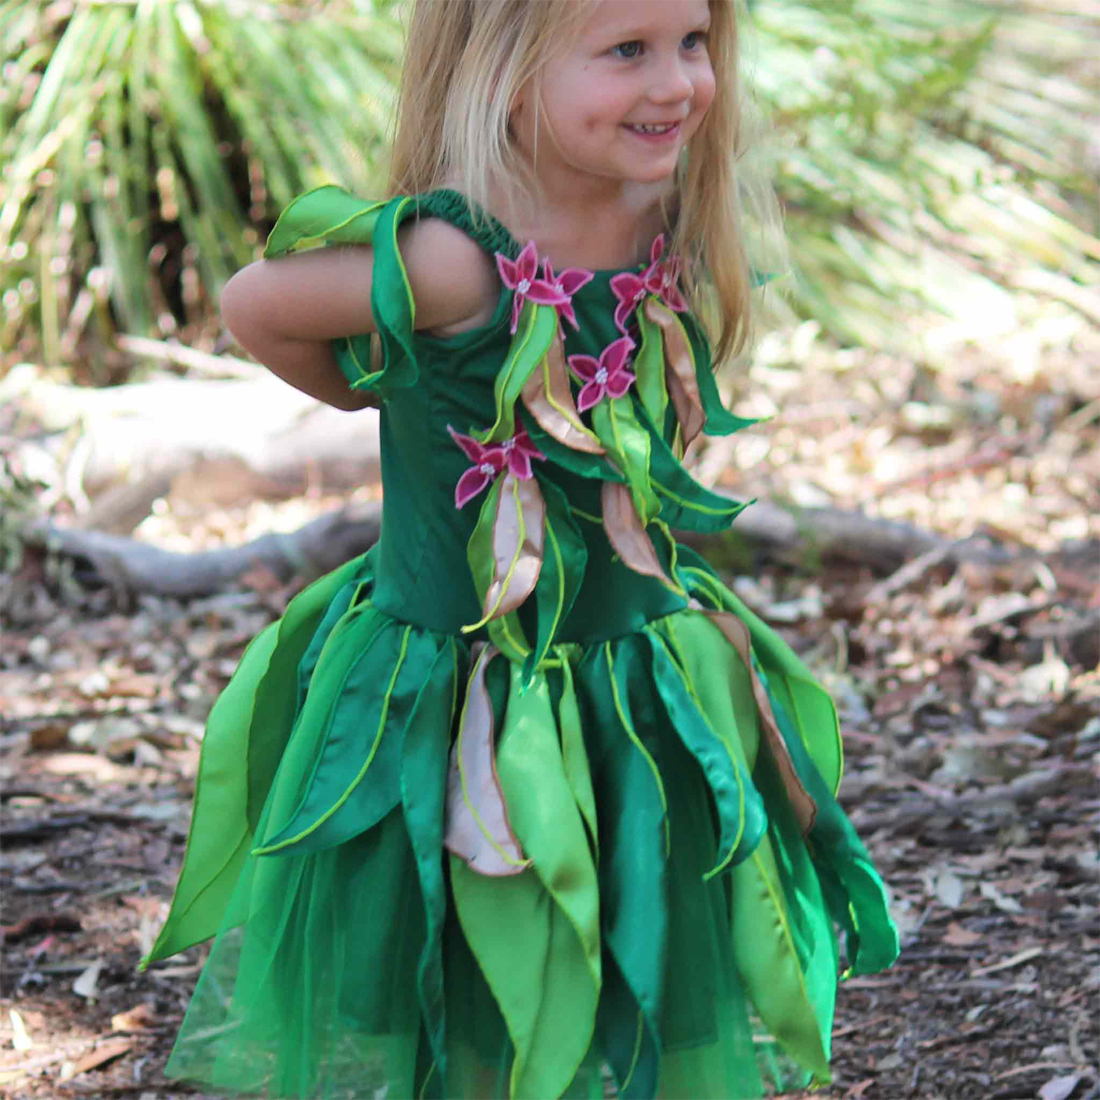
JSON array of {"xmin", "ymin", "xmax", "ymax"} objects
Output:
[{"xmin": 220, "ymin": 218, "xmax": 499, "ymax": 410}]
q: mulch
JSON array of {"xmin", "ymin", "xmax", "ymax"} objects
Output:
[{"xmin": 2, "ymin": 308, "xmax": 1097, "ymax": 1098}]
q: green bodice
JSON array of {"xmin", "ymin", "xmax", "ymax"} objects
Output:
[
  {"xmin": 370, "ymin": 265, "xmax": 687, "ymax": 641},
  {"xmin": 265, "ymin": 187, "xmax": 754, "ymax": 663}
]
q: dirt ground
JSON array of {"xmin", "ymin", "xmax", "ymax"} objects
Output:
[{"xmin": 2, "ymin": 309, "xmax": 1098, "ymax": 1099}]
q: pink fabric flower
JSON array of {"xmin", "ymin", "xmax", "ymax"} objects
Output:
[
  {"xmin": 448, "ymin": 426, "xmax": 545, "ymax": 508},
  {"xmin": 541, "ymin": 258, "xmax": 594, "ymax": 332},
  {"xmin": 608, "ymin": 269, "xmax": 649, "ymax": 334},
  {"xmin": 567, "ymin": 336, "xmax": 636, "ymax": 412},
  {"xmin": 643, "ymin": 235, "xmax": 687, "ymax": 312},
  {"xmin": 497, "ymin": 429, "xmax": 546, "ymax": 481},
  {"xmin": 495, "ymin": 242, "xmax": 569, "ymax": 335},
  {"xmin": 609, "ymin": 234, "xmax": 686, "ymax": 333}
]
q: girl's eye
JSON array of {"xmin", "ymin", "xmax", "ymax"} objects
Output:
[
  {"xmin": 611, "ymin": 40, "xmax": 642, "ymax": 60},
  {"xmin": 682, "ymin": 31, "xmax": 706, "ymax": 51}
]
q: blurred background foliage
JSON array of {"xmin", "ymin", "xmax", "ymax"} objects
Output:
[
  {"xmin": 753, "ymin": 0, "xmax": 1099, "ymax": 348},
  {"xmin": 1, "ymin": 0, "xmax": 403, "ymax": 378},
  {"xmin": 1, "ymin": 0, "xmax": 1098, "ymax": 379}
]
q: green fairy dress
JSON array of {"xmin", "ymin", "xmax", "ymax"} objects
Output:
[{"xmin": 144, "ymin": 187, "xmax": 899, "ymax": 1100}]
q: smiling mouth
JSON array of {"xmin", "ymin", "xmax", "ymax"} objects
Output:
[{"xmin": 627, "ymin": 122, "xmax": 679, "ymax": 135}]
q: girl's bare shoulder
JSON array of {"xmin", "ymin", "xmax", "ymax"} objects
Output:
[{"xmin": 399, "ymin": 215, "xmax": 501, "ymax": 335}]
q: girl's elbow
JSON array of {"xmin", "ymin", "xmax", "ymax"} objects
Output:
[{"xmin": 220, "ymin": 263, "xmax": 263, "ymax": 347}]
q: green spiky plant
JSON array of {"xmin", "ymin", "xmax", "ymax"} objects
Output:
[
  {"xmin": 1, "ymin": 0, "xmax": 403, "ymax": 372},
  {"xmin": 751, "ymin": 0, "xmax": 1099, "ymax": 348}
]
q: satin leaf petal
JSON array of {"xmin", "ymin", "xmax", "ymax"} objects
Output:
[
  {"xmin": 676, "ymin": 312, "xmax": 760, "ymax": 438},
  {"xmin": 601, "ymin": 482, "xmax": 680, "ymax": 593},
  {"xmin": 400, "ymin": 639, "xmax": 462, "ymax": 1077},
  {"xmin": 631, "ymin": 401, "xmax": 748, "ymax": 533},
  {"xmin": 644, "ymin": 627, "xmax": 768, "ymax": 877},
  {"xmin": 264, "ymin": 186, "xmax": 386, "ymax": 257},
  {"xmin": 444, "ymin": 644, "xmax": 529, "ymax": 875},
  {"xmin": 251, "ymin": 617, "xmax": 411, "ymax": 856},
  {"xmin": 521, "ymin": 337, "xmax": 604, "ymax": 454},
  {"xmin": 645, "ymin": 299, "xmax": 705, "ymax": 450},
  {"xmin": 556, "ymin": 653, "xmax": 599, "ymax": 857},
  {"xmin": 705, "ymin": 610, "xmax": 818, "ymax": 835},
  {"xmin": 465, "ymin": 471, "xmax": 545, "ymax": 630},
  {"xmin": 730, "ymin": 834, "xmax": 833, "ymax": 1080},
  {"xmin": 474, "ymin": 301, "xmax": 559, "ymax": 444},
  {"xmin": 524, "ymin": 476, "xmax": 586, "ymax": 682},
  {"xmin": 591, "ymin": 397, "xmax": 660, "ymax": 525},
  {"xmin": 465, "ymin": 475, "xmax": 504, "ymax": 625},
  {"xmin": 494, "ymin": 667, "xmax": 602, "ymax": 1094},
  {"xmin": 633, "ymin": 306, "xmax": 669, "ymax": 430}
]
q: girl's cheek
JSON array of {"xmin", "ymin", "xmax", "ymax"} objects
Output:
[{"xmin": 695, "ymin": 68, "xmax": 717, "ymax": 118}]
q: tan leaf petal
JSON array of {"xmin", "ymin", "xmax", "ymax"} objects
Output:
[
  {"xmin": 483, "ymin": 471, "xmax": 545, "ymax": 622},
  {"xmin": 601, "ymin": 481, "xmax": 676, "ymax": 588},
  {"xmin": 521, "ymin": 335, "xmax": 604, "ymax": 453},
  {"xmin": 444, "ymin": 644, "xmax": 530, "ymax": 876},
  {"xmin": 704, "ymin": 611, "xmax": 818, "ymax": 835},
  {"xmin": 645, "ymin": 299, "xmax": 705, "ymax": 448}
]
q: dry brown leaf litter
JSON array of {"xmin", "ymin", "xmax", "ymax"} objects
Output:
[{"xmin": 1, "ymin": 311, "xmax": 1097, "ymax": 1099}]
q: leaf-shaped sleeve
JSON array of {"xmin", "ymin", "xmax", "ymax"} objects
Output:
[
  {"xmin": 262, "ymin": 187, "xmax": 421, "ymax": 398},
  {"xmin": 680, "ymin": 313, "xmax": 760, "ymax": 438}
]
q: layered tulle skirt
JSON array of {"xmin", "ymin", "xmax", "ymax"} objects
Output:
[{"xmin": 146, "ymin": 548, "xmax": 897, "ymax": 1099}]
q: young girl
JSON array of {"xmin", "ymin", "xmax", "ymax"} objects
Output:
[{"xmin": 144, "ymin": 2, "xmax": 899, "ymax": 1097}]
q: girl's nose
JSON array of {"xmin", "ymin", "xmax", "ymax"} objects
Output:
[{"xmin": 649, "ymin": 55, "xmax": 695, "ymax": 105}]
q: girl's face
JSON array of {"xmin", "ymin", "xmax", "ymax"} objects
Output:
[{"xmin": 512, "ymin": 0, "xmax": 716, "ymax": 197}]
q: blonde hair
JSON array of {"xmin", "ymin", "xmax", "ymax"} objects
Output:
[{"xmin": 389, "ymin": 0, "xmax": 783, "ymax": 364}]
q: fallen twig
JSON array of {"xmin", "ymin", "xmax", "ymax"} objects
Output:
[
  {"xmin": 9, "ymin": 881, "xmax": 86, "ymax": 895},
  {"xmin": 115, "ymin": 334, "xmax": 263, "ymax": 379},
  {"xmin": 0, "ymin": 816, "xmax": 95, "ymax": 843},
  {"xmin": 0, "ymin": 912, "xmax": 82, "ymax": 943},
  {"xmin": 861, "ymin": 540, "xmax": 959, "ymax": 603},
  {"xmin": 849, "ymin": 763, "xmax": 1096, "ymax": 833},
  {"xmin": 25, "ymin": 502, "xmax": 382, "ymax": 599}
]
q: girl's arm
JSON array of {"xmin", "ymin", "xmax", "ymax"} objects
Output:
[{"xmin": 221, "ymin": 219, "xmax": 499, "ymax": 411}]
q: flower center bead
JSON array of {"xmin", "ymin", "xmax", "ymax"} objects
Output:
[
  {"xmin": 595, "ymin": 367, "xmax": 609, "ymax": 385},
  {"xmin": 517, "ymin": 278, "xmax": 531, "ymax": 294},
  {"xmin": 479, "ymin": 462, "xmax": 497, "ymax": 476},
  {"xmin": 501, "ymin": 438, "xmax": 515, "ymax": 452}
]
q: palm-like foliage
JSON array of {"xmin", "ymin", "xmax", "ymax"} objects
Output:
[
  {"xmin": 1, "ymin": 0, "xmax": 402, "ymax": 369},
  {"xmin": 754, "ymin": 0, "xmax": 1099, "ymax": 347},
  {"xmin": 1, "ymin": 0, "xmax": 1097, "ymax": 369}
]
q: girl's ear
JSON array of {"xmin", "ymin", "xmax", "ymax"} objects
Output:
[
  {"xmin": 509, "ymin": 79, "xmax": 529, "ymax": 123},
  {"xmin": 508, "ymin": 77, "xmax": 533, "ymax": 142}
]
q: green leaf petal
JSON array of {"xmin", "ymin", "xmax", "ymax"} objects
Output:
[
  {"xmin": 644, "ymin": 626, "xmax": 766, "ymax": 878},
  {"xmin": 523, "ymin": 475, "xmax": 587, "ymax": 682},
  {"xmin": 613, "ymin": 399, "xmax": 746, "ymax": 533},
  {"xmin": 465, "ymin": 474, "xmax": 504, "ymax": 617},
  {"xmin": 591, "ymin": 396, "xmax": 660, "ymax": 524},
  {"xmin": 633, "ymin": 307, "xmax": 669, "ymax": 429},
  {"xmin": 473, "ymin": 301, "xmax": 559, "ymax": 444},
  {"xmin": 264, "ymin": 185, "xmax": 385, "ymax": 256},
  {"xmin": 680, "ymin": 313, "xmax": 760, "ymax": 437},
  {"xmin": 523, "ymin": 412, "xmax": 626, "ymax": 483}
]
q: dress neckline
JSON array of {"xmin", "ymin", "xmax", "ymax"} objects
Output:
[{"xmin": 418, "ymin": 188, "xmax": 649, "ymax": 279}]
